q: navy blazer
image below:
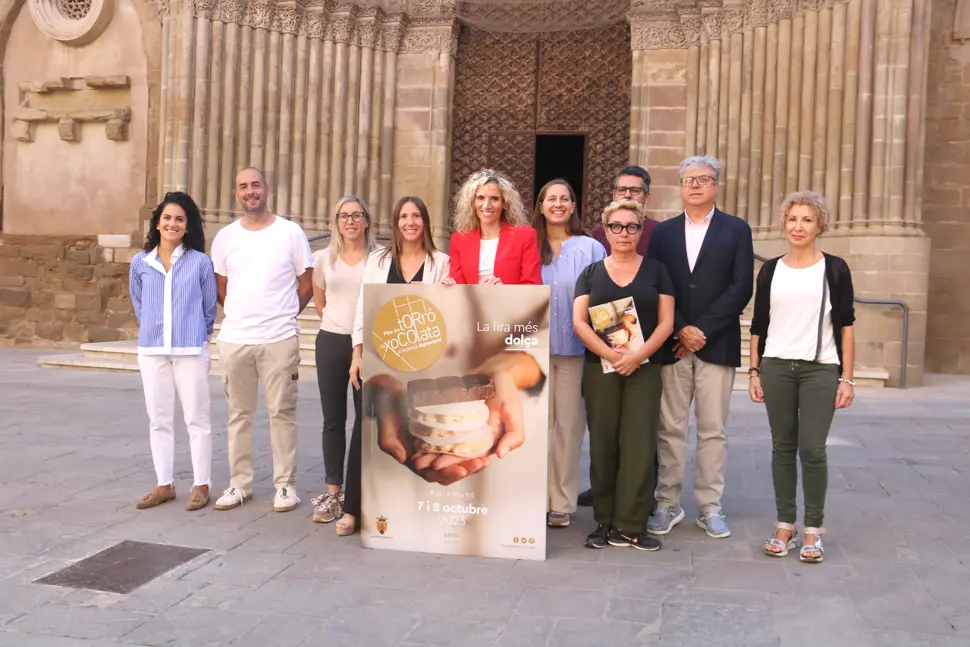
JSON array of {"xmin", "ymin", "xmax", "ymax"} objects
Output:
[{"xmin": 647, "ymin": 208, "xmax": 754, "ymax": 367}]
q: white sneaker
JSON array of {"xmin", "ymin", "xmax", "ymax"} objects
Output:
[
  {"xmin": 214, "ymin": 487, "xmax": 250, "ymax": 510},
  {"xmin": 274, "ymin": 486, "xmax": 300, "ymax": 512}
]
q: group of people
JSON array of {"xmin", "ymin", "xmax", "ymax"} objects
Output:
[{"xmin": 129, "ymin": 155, "xmax": 857, "ymax": 564}]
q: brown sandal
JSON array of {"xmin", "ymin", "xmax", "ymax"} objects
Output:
[
  {"xmin": 136, "ymin": 486, "xmax": 176, "ymax": 510},
  {"xmin": 336, "ymin": 513, "xmax": 358, "ymax": 536}
]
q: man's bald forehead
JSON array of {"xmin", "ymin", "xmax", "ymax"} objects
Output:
[{"xmin": 236, "ymin": 166, "xmax": 265, "ymax": 185}]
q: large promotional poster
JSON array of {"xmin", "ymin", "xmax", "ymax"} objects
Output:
[{"xmin": 360, "ymin": 285, "xmax": 550, "ymax": 561}]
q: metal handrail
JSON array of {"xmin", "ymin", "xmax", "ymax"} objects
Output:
[{"xmin": 753, "ymin": 252, "xmax": 910, "ymax": 388}]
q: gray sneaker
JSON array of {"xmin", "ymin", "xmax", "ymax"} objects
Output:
[
  {"xmin": 646, "ymin": 506, "xmax": 685, "ymax": 535},
  {"xmin": 547, "ymin": 511, "xmax": 570, "ymax": 528},
  {"xmin": 696, "ymin": 511, "xmax": 731, "ymax": 538}
]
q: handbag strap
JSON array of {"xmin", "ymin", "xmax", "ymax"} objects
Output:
[{"xmin": 814, "ymin": 268, "xmax": 829, "ymax": 362}]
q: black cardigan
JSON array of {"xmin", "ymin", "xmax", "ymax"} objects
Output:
[{"xmin": 750, "ymin": 253, "xmax": 855, "ymax": 372}]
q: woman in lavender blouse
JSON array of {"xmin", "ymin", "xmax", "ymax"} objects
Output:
[{"xmin": 533, "ymin": 179, "xmax": 607, "ymax": 528}]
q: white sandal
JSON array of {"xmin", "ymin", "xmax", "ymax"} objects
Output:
[
  {"xmin": 800, "ymin": 527, "xmax": 825, "ymax": 563},
  {"xmin": 764, "ymin": 522, "xmax": 799, "ymax": 557}
]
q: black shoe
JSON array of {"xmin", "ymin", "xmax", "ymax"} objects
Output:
[
  {"xmin": 577, "ymin": 489, "xmax": 593, "ymax": 507},
  {"xmin": 608, "ymin": 528, "xmax": 662, "ymax": 551},
  {"xmin": 584, "ymin": 524, "xmax": 611, "ymax": 549}
]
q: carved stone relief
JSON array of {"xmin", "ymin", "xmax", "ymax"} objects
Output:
[
  {"xmin": 400, "ymin": 20, "xmax": 458, "ymax": 56},
  {"xmin": 13, "ymin": 76, "xmax": 132, "ymax": 142},
  {"xmin": 27, "ymin": 0, "xmax": 113, "ymax": 45}
]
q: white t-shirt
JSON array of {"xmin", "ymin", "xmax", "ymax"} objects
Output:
[
  {"xmin": 763, "ymin": 257, "xmax": 839, "ymax": 365},
  {"xmin": 211, "ymin": 216, "xmax": 313, "ymax": 345},
  {"xmin": 312, "ymin": 246, "xmax": 367, "ymax": 335},
  {"xmin": 478, "ymin": 238, "xmax": 499, "ymax": 283}
]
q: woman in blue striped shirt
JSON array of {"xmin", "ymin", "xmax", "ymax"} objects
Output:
[
  {"xmin": 533, "ymin": 179, "xmax": 607, "ymax": 528},
  {"xmin": 129, "ymin": 192, "xmax": 218, "ymax": 512}
]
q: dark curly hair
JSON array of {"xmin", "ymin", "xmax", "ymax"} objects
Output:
[{"xmin": 144, "ymin": 192, "xmax": 206, "ymax": 253}]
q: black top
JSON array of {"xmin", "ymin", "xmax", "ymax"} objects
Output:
[
  {"xmin": 387, "ymin": 262, "xmax": 425, "ymax": 284},
  {"xmin": 574, "ymin": 258, "xmax": 675, "ymax": 364},
  {"xmin": 750, "ymin": 253, "xmax": 855, "ymax": 373},
  {"xmin": 646, "ymin": 208, "xmax": 754, "ymax": 367}
]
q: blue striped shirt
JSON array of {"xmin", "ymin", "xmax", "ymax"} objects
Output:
[
  {"xmin": 542, "ymin": 235, "xmax": 608, "ymax": 356},
  {"xmin": 129, "ymin": 246, "xmax": 218, "ymax": 355}
]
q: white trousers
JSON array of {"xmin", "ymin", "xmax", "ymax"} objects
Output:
[{"xmin": 137, "ymin": 351, "xmax": 213, "ymax": 487}]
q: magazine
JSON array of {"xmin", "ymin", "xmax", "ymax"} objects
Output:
[{"xmin": 588, "ymin": 297, "xmax": 648, "ymax": 374}]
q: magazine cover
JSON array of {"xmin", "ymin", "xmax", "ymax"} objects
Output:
[
  {"xmin": 588, "ymin": 297, "xmax": 648, "ymax": 374},
  {"xmin": 360, "ymin": 285, "xmax": 550, "ymax": 560}
]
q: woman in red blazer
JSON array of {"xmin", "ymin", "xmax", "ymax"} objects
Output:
[{"xmin": 445, "ymin": 169, "xmax": 542, "ymax": 285}]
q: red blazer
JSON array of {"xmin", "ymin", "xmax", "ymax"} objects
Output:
[{"xmin": 449, "ymin": 223, "xmax": 542, "ymax": 285}]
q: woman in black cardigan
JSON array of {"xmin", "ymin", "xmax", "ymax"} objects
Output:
[{"xmin": 747, "ymin": 190, "xmax": 856, "ymax": 564}]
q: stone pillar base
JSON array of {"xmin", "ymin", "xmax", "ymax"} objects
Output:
[{"xmin": 755, "ymin": 235, "xmax": 930, "ymax": 387}]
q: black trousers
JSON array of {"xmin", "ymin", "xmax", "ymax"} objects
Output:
[
  {"xmin": 344, "ymin": 385, "xmax": 363, "ymax": 517},
  {"xmin": 583, "ymin": 360, "xmax": 663, "ymax": 532},
  {"xmin": 315, "ymin": 329, "xmax": 359, "ymax": 487}
]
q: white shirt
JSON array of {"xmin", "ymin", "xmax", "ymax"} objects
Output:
[
  {"xmin": 763, "ymin": 257, "xmax": 839, "ymax": 365},
  {"xmin": 312, "ymin": 246, "xmax": 367, "ymax": 335},
  {"xmin": 685, "ymin": 206, "xmax": 715, "ymax": 272},
  {"xmin": 478, "ymin": 237, "xmax": 499, "ymax": 283},
  {"xmin": 211, "ymin": 216, "xmax": 313, "ymax": 345}
]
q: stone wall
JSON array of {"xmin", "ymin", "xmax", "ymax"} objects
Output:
[
  {"xmin": 924, "ymin": 0, "xmax": 970, "ymax": 374},
  {"xmin": 0, "ymin": 235, "xmax": 138, "ymax": 346}
]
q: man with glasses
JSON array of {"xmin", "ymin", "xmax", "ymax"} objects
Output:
[
  {"xmin": 589, "ymin": 165, "xmax": 657, "ymax": 255},
  {"xmin": 645, "ymin": 155, "xmax": 753, "ymax": 539},
  {"xmin": 210, "ymin": 167, "xmax": 314, "ymax": 513}
]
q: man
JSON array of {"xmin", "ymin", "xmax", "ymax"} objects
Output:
[
  {"xmin": 210, "ymin": 167, "xmax": 314, "ymax": 512},
  {"xmin": 646, "ymin": 155, "xmax": 753, "ymax": 538},
  {"xmin": 577, "ymin": 164, "xmax": 658, "ymax": 508},
  {"xmin": 588, "ymin": 165, "xmax": 657, "ymax": 254}
]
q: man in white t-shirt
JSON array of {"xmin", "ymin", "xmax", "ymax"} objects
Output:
[{"xmin": 210, "ymin": 167, "xmax": 313, "ymax": 512}]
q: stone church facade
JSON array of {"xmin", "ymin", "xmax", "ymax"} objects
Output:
[{"xmin": 0, "ymin": 0, "xmax": 967, "ymax": 384}]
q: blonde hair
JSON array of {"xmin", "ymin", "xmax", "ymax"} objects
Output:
[
  {"xmin": 452, "ymin": 169, "xmax": 528, "ymax": 233},
  {"xmin": 779, "ymin": 190, "xmax": 830, "ymax": 234},
  {"xmin": 329, "ymin": 195, "xmax": 377, "ymax": 267},
  {"xmin": 602, "ymin": 199, "xmax": 644, "ymax": 225}
]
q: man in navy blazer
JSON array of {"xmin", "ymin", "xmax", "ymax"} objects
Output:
[{"xmin": 646, "ymin": 155, "xmax": 753, "ymax": 539}]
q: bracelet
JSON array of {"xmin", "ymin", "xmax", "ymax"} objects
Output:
[
  {"xmin": 839, "ymin": 377, "xmax": 856, "ymax": 386},
  {"xmin": 747, "ymin": 367, "xmax": 761, "ymax": 376}
]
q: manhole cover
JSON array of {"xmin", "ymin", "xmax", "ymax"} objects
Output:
[{"xmin": 34, "ymin": 540, "xmax": 209, "ymax": 594}]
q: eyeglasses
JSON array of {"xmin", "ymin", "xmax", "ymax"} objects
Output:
[
  {"xmin": 606, "ymin": 222, "xmax": 642, "ymax": 235},
  {"xmin": 679, "ymin": 175, "xmax": 716, "ymax": 187},
  {"xmin": 336, "ymin": 212, "xmax": 366, "ymax": 222},
  {"xmin": 614, "ymin": 185, "xmax": 645, "ymax": 196}
]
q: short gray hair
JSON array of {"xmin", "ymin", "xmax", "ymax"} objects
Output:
[{"xmin": 679, "ymin": 155, "xmax": 722, "ymax": 183}]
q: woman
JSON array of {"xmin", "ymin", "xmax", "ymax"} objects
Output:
[
  {"xmin": 533, "ymin": 179, "xmax": 607, "ymax": 528},
  {"xmin": 445, "ymin": 169, "xmax": 541, "ymax": 285},
  {"xmin": 572, "ymin": 200, "xmax": 674, "ymax": 551},
  {"xmin": 129, "ymin": 192, "xmax": 217, "ymax": 512},
  {"xmin": 749, "ymin": 190, "xmax": 855, "ymax": 564},
  {"xmin": 310, "ymin": 196, "xmax": 377, "ymax": 526},
  {"xmin": 343, "ymin": 196, "xmax": 451, "ymax": 536}
]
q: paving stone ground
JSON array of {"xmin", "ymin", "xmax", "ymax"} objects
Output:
[{"xmin": 0, "ymin": 347, "xmax": 968, "ymax": 647}]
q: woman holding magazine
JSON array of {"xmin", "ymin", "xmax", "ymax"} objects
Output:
[{"xmin": 572, "ymin": 199, "xmax": 674, "ymax": 552}]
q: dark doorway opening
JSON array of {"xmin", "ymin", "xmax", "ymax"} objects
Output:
[{"xmin": 534, "ymin": 134, "xmax": 587, "ymax": 223}]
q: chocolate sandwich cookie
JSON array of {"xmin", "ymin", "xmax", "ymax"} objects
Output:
[{"xmin": 407, "ymin": 374, "xmax": 495, "ymax": 408}]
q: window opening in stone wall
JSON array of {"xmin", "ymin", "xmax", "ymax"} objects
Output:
[{"xmin": 534, "ymin": 133, "xmax": 587, "ymax": 223}]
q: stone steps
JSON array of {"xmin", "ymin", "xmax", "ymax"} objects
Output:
[{"xmin": 38, "ymin": 310, "xmax": 889, "ymax": 388}]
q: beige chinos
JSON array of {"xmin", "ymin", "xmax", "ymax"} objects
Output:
[
  {"xmin": 219, "ymin": 335, "xmax": 301, "ymax": 492},
  {"xmin": 655, "ymin": 353, "xmax": 735, "ymax": 514},
  {"xmin": 547, "ymin": 355, "xmax": 587, "ymax": 514}
]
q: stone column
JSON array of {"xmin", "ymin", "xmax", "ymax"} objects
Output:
[
  {"xmin": 725, "ymin": 5, "xmax": 745, "ymax": 214},
  {"xmin": 825, "ymin": 0, "xmax": 846, "ymax": 216},
  {"xmin": 265, "ymin": 28, "xmax": 282, "ymax": 211},
  {"xmin": 812, "ymin": 0, "xmax": 832, "ymax": 194},
  {"xmin": 838, "ymin": 0, "xmax": 861, "ymax": 228},
  {"xmin": 248, "ymin": 2, "xmax": 272, "ymax": 171},
  {"xmin": 354, "ymin": 11, "xmax": 379, "ymax": 203},
  {"xmin": 393, "ymin": 19, "xmax": 458, "ymax": 249},
  {"xmin": 159, "ymin": 12, "xmax": 175, "ymax": 195},
  {"xmin": 291, "ymin": 21, "xmax": 310, "ymax": 221},
  {"xmin": 219, "ymin": 0, "xmax": 244, "ymax": 218},
  {"xmin": 329, "ymin": 12, "xmax": 353, "ymax": 219},
  {"xmin": 746, "ymin": 0, "xmax": 769, "ymax": 228},
  {"xmin": 343, "ymin": 25, "xmax": 362, "ymax": 196},
  {"xmin": 274, "ymin": 3, "xmax": 302, "ymax": 219},
  {"xmin": 174, "ymin": 4, "xmax": 195, "ymax": 191},
  {"xmin": 189, "ymin": 0, "xmax": 212, "ymax": 205},
  {"xmin": 204, "ymin": 16, "xmax": 225, "ymax": 216},
  {"xmin": 380, "ymin": 18, "xmax": 404, "ymax": 237},
  {"xmin": 627, "ymin": 11, "xmax": 691, "ymax": 221},
  {"xmin": 302, "ymin": 7, "xmax": 328, "ymax": 228},
  {"xmin": 798, "ymin": 1, "xmax": 819, "ymax": 190}
]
